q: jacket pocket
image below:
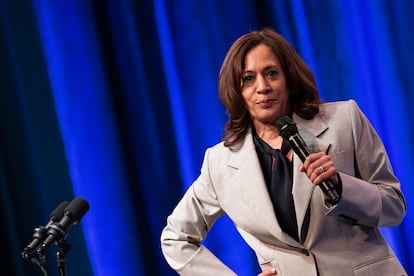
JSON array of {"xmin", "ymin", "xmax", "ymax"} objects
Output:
[{"xmin": 353, "ymin": 255, "xmax": 407, "ymax": 276}]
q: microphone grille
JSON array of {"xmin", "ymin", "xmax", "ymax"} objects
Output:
[
  {"xmin": 50, "ymin": 201, "xmax": 70, "ymax": 222},
  {"xmin": 64, "ymin": 197, "xmax": 90, "ymax": 223},
  {"xmin": 275, "ymin": 116, "xmax": 298, "ymax": 139}
]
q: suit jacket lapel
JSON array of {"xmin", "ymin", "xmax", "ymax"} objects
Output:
[
  {"xmin": 292, "ymin": 113, "xmax": 330, "ymax": 239},
  {"xmin": 227, "ymin": 130, "xmax": 299, "ymax": 244}
]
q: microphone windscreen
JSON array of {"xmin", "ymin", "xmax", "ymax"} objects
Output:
[
  {"xmin": 64, "ymin": 197, "xmax": 90, "ymax": 223},
  {"xmin": 275, "ymin": 116, "xmax": 298, "ymax": 138},
  {"xmin": 49, "ymin": 201, "xmax": 69, "ymax": 222}
]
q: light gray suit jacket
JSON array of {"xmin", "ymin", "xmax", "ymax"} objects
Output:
[{"xmin": 161, "ymin": 100, "xmax": 407, "ymax": 275}]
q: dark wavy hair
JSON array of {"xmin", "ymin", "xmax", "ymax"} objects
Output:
[{"xmin": 218, "ymin": 28, "xmax": 321, "ymax": 148}]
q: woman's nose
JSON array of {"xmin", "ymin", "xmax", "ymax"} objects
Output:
[{"xmin": 257, "ymin": 75, "xmax": 270, "ymax": 94}]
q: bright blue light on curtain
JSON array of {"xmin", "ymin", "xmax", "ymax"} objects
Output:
[
  {"xmin": 153, "ymin": 0, "xmax": 195, "ymax": 188},
  {"xmin": 334, "ymin": 1, "xmax": 410, "ymax": 267},
  {"xmin": 32, "ymin": 1, "xmax": 144, "ymax": 275},
  {"xmin": 289, "ymin": 0, "xmax": 318, "ymax": 82}
]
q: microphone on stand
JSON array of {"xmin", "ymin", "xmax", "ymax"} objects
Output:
[
  {"xmin": 275, "ymin": 116, "xmax": 340, "ymax": 204},
  {"xmin": 37, "ymin": 197, "xmax": 90, "ymax": 256},
  {"xmin": 21, "ymin": 201, "xmax": 69, "ymax": 261}
]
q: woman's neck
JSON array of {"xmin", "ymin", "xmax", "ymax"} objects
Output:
[{"xmin": 254, "ymin": 123, "xmax": 282, "ymax": 149}]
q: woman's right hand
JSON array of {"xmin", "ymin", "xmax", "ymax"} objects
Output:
[{"xmin": 258, "ymin": 268, "xmax": 277, "ymax": 275}]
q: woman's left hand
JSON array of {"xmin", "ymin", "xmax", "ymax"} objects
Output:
[
  {"xmin": 258, "ymin": 268, "xmax": 277, "ymax": 275},
  {"xmin": 299, "ymin": 152, "xmax": 338, "ymax": 186}
]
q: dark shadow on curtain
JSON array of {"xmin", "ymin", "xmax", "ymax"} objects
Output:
[{"xmin": 0, "ymin": 0, "xmax": 92, "ymax": 275}]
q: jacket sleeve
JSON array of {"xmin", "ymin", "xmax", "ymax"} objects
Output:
[
  {"xmin": 327, "ymin": 100, "xmax": 406, "ymax": 227},
  {"xmin": 160, "ymin": 148, "xmax": 237, "ymax": 276}
]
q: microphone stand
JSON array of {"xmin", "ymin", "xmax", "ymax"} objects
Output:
[
  {"xmin": 55, "ymin": 238, "xmax": 72, "ymax": 276},
  {"xmin": 21, "ymin": 226, "xmax": 49, "ymax": 276},
  {"xmin": 21, "ymin": 249, "xmax": 48, "ymax": 276},
  {"xmin": 29, "ymin": 254, "xmax": 49, "ymax": 276},
  {"xmin": 28, "ymin": 237, "xmax": 71, "ymax": 276}
]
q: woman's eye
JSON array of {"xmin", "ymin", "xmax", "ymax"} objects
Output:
[
  {"xmin": 243, "ymin": 75, "xmax": 254, "ymax": 82},
  {"xmin": 267, "ymin": 70, "xmax": 278, "ymax": 77},
  {"xmin": 244, "ymin": 75, "xmax": 253, "ymax": 81},
  {"xmin": 241, "ymin": 75, "xmax": 254, "ymax": 88}
]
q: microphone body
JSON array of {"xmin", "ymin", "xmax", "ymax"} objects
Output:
[
  {"xmin": 276, "ymin": 116, "xmax": 340, "ymax": 204},
  {"xmin": 21, "ymin": 201, "xmax": 69, "ymax": 260},
  {"xmin": 37, "ymin": 197, "xmax": 90, "ymax": 256}
]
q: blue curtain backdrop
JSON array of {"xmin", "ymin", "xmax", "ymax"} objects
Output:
[{"xmin": 1, "ymin": 0, "xmax": 413, "ymax": 275}]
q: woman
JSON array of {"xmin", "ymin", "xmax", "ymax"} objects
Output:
[{"xmin": 161, "ymin": 28, "xmax": 407, "ymax": 275}]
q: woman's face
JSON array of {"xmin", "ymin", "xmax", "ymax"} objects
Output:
[{"xmin": 241, "ymin": 44, "xmax": 291, "ymax": 129}]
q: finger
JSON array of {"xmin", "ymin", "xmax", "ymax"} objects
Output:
[
  {"xmin": 310, "ymin": 164, "xmax": 327, "ymax": 183},
  {"xmin": 258, "ymin": 268, "xmax": 277, "ymax": 276},
  {"xmin": 302, "ymin": 152, "xmax": 325, "ymax": 171},
  {"xmin": 312, "ymin": 163, "xmax": 337, "ymax": 185},
  {"xmin": 302, "ymin": 152, "xmax": 338, "ymax": 185},
  {"xmin": 305, "ymin": 156, "xmax": 335, "ymax": 184},
  {"xmin": 311, "ymin": 165, "xmax": 329, "ymax": 184}
]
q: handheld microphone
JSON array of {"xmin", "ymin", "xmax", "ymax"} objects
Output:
[
  {"xmin": 37, "ymin": 197, "xmax": 90, "ymax": 256},
  {"xmin": 21, "ymin": 201, "xmax": 69, "ymax": 260},
  {"xmin": 275, "ymin": 116, "xmax": 340, "ymax": 204}
]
